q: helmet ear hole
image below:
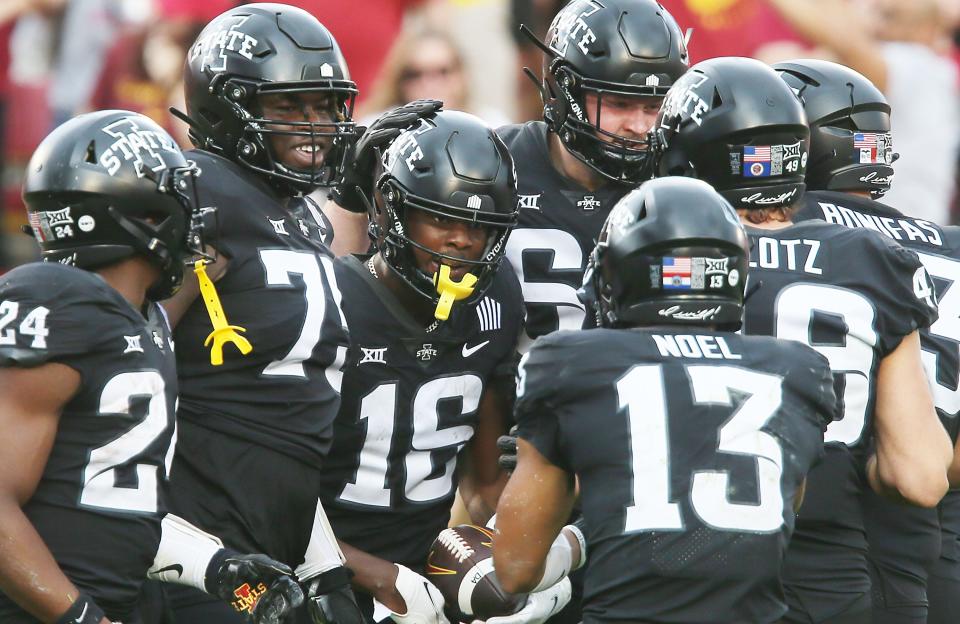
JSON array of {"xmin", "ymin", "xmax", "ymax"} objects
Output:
[
  {"xmin": 712, "ymin": 88, "xmax": 724, "ymax": 109},
  {"xmin": 84, "ymin": 141, "xmax": 97, "ymax": 164}
]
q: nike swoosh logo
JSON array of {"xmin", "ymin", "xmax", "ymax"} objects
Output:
[
  {"xmin": 462, "ymin": 340, "xmax": 490, "ymax": 357},
  {"xmin": 155, "ymin": 564, "xmax": 184, "ymax": 577},
  {"xmin": 75, "ymin": 604, "xmax": 88, "ymax": 623},
  {"xmin": 550, "ymin": 595, "xmax": 558, "ymax": 612}
]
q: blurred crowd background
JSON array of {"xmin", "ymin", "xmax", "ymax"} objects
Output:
[{"xmin": 1, "ymin": 0, "xmax": 959, "ymax": 271}]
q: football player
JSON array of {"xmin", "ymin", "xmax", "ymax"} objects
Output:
[
  {"xmin": 315, "ymin": 110, "xmax": 549, "ymax": 624},
  {"xmin": 776, "ymin": 58, "xmax": 960, "ymax": 624},
  {"xmin": 498, "ymin": 0, "xmax": 689, "ymax": 351},
  {"xmin": 324, "ymin": 0, "xmax": 689, "ymax": 352},
  {"xmin": 656, "ymin": 56, "xmax": 953, "ymax": 624},
  {"xmin": 0, "ymin": 110, "xmax": 303, "ymax": 623},
  {"xmin": 484, "ymin": 4, "xmax": 689, "ymax": 619},
  {"xmin": 158, "ymin": 4, "xmax": 416, "ymax": 622},
  {"xmin": 494, "ymin": 176, "xmax": 837, "ymax": 623}
]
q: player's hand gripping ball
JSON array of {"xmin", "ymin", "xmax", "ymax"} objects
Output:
[{"xmin": 426, "ymin": 525, "xmax": 525, "ymax": 622}]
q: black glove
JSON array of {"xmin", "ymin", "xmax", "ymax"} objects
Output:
[
  {"xmin": 206, "ymin": 550, "xmax": 305, "ymax": 624},
  {"xmin": 331, "ymin": 99, "xmax": 444, "ymax": 213},
  {"xmin": 304, "ymin": 566, "xmax": 365, "ymax": 624},
  {"xmin": 497, "ymin": 424, "xmax": 519, "ymax": 472}
]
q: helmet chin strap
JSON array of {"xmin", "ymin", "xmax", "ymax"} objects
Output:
[{"xmin": 432, "ymin": 264, "xmax": 478, "ymax": 321}]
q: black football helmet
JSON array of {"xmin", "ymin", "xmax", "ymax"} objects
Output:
[
  {"xmin": 23, "ymin": 110, "xmax": 206, "ymax": 300},
  {"xmin": 655, "ymin": 56, "xmax": 810, "ymax": 210},
  {"xmin": 581, "ymin": 176, "xmax": 749, "ymax": 329},
  {"xmin": 183, "ymin": 3, "xmax": 357, "ymax": 193},
  {"xmin": 775, "ymin": 59, "xmax": 895, "ymax": 198},
  {"xmin": 528, "ymin": 0, "xmax": 688, "ymax": 183},
  {"xmin": 371, "ymin": 110, "xmax": 518, "ymax": 306}
]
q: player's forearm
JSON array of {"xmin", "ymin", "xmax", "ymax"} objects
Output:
[
  {"xmin": 873, "ymin": 332, "xmax": 951, "ymax": 506},
  {"xmin": 0, "ymin": 499, "xmax": 88, "ymax": 622},
  {"xmin": 495, "ymin": 525, "xmax": 584, "ymax": 595},
  {"xmin": 338, "ymin": 541, "xmax": 404, "ymax": 612},
  {"xmin": 872, "ymin": 431, "xmax": 950, "ymax": 506},
  {"xmin": 458, "ymin": 471, "xmax": 508, "ymax": 526},
  {"xmin": 493, "ymin": 440, "xmax": 577, "ymax": 594},
  {"xmin": 460, "ymin": 386, "xmax": 512, "ymax": 525},
  {"xmin": 871, "ymin": 417, "xmax": 950, "ymax": 507},
  {"xmin": 321, "ymin": 197, "xmax": 370, "ymax": 257}
]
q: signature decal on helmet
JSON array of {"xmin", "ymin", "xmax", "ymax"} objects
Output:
[
  {"xmin": 189, "ymin": 14, "xmax": 257, "ymax": 73},
  {"xmin": 657, "ymin": 305, "xmax": 722, "ymax": 321},
  {"xmin": 100, "ymin": 117, "xmax": 180, "ymax": 178},
  {"xmin": 740, "ymin": 188, "xmax": 799, "ymax": 206},
  {"xmin": 859, "ymin": 171, "xmax": 893, "ymax": 186}
]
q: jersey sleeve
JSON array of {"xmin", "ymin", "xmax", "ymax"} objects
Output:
[
  {"xmin": 0, "ymin": 266, "xmax": 111, "ymax": 368},
  {"xmin": 775, "ymin": 341, "xmax": 837, "ymax": 473},
  {"xmin": 787, "ymin": 342, "xmax": 840, "ymax": 432},
  {"xmin": 860, "ymin": 232, "xmax": 939, "ymax": 356},
  {"xmin": 513, "ymin": 333, "xmax": 573, "ymax": 472}
]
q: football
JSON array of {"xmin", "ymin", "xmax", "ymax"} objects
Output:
[{"xmin": 426, "ymin": 524, "xmax": 525, "ymax": 622}]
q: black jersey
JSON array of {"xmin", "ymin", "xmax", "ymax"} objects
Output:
[
  {"xmin": 742, "ymin": 219, "xmax": 936, "ymax": 448},
  {"xmin": 795, "ymin": 191, "xmax": 959, "ymax": 618},
  {"xmin": 496, "ymin": 122, "xmax": 629, "ymax": 351},
  {"xmin": 515, "ymin": 328, "xmax": 835, "ymax": 623},
  {"xmin": 173, "ymin": 149, "xmax": 349, "ymax": 464},
  {"xmin": 740, "ymin": 217, "xmax": 938, "ymax": 621},
  {"xmin": 796, "ymin": 191, "xmax": 960, "ymax": 440},
  {"xmin": 318, "ymin": 256, "xmax": 523, "ymax": 569},
  {"xmin": 0, "ymin": 263, "xmax": 177, "ymax": 621}
]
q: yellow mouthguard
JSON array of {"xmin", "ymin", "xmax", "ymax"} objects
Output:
[
  {"xmin": 433, "ymin": 264, "xmax": 478, "ymax": 321},
  {"xmin": 194, "ymin": 259, "xmax": 253, "ymax": 365}
]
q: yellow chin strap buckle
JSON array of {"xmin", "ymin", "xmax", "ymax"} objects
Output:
[
  {"xmin": 194, "ymin": 260, "xmax": 253, "ymax": 366},
  {"xmin": 433, "ymin": 264, "xmax": 478, "ymax": 321}
]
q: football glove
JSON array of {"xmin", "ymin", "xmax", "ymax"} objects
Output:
[
  {"xmin": 206, "ymin": 550, "xmax": 304, "ymax": 624},
  {"xmin": 497, "ymin": 425, "xmax": 519, "ymax": 472},
  {"xmin": 331, "ymin": 99, "xmax": 444, "ymax": 213},
  {"xmin": 304, "ymin": 566, "xmax": 365, "ymax": 624},
  {"xmin": 389, "ymin": 564, "xmax": 450, "ymax": 624},
  {"xmin": 481, "ymin": 577, "xmax": 571, "ymax": 624}
]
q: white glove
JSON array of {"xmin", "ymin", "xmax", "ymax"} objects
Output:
[
  {"xmin": 387, "ymin": 564, "xmax": 450, "ymax": 624},
  {"xmin": 481, "ymin": 577, "xmax": 572, "ymax": 624}
]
